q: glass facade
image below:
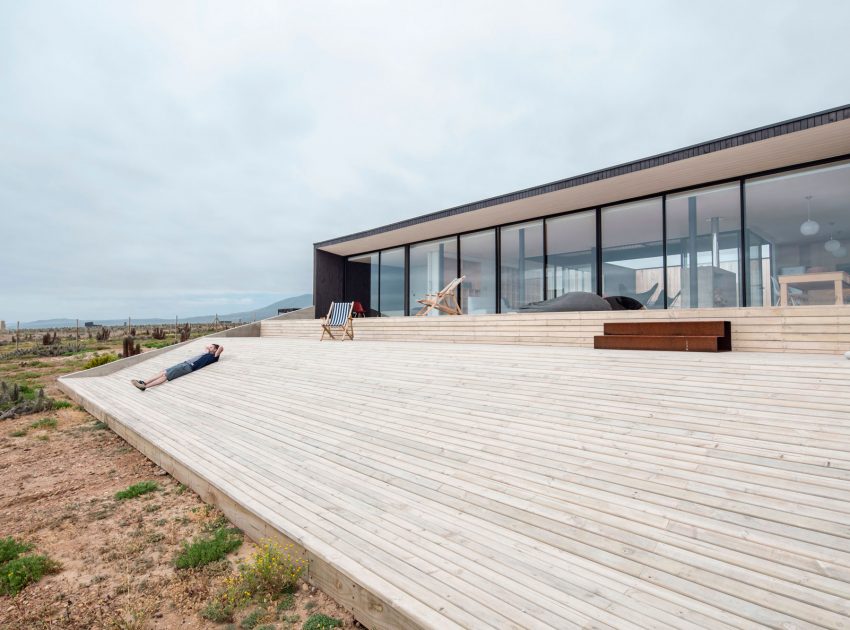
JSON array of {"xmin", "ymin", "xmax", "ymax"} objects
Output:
[
  {"xmin": 745, "ymin": 160, "xmax": 850, "ymax": 306},
  {"xmin": 501, "ymin": 221, "xmax": 544, "ymax": 311},
  {"xmin": 408, "ymin": 237, "xmax": 458, "ymax": 315},
  {"xmin": 460, "ymin": 230, "xmax": 497, "ymax": 314},
  {"xmin": 337, "ymin": 157, "xmax": 850, "ymax": 315},
  {"xmin": 344, "ymin": 252, "xmax": 379, "ymax": 315},
  {"xmin": 602, "ymin": 198, "xmax": 664, "ymax": 308},
  {"xmin": 379, "ymin": 247, "xmax": 405, "ymax": 316},
  {"xmin": 546, "ymin": 210, "xmax": 596, "ymax": 299},
  {"xmin": 666, "ymin": 183, "xmax": 741, "ymax": 308}
]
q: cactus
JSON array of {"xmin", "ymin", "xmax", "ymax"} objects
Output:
[
  {"xmin": 96, "ymin": 327, "xmax": 111, "ymax": 341},
  {"xmin": 122, "ymin": 336, "xmax": 141, "ymax": 358},
  {"xmin": 151, "ymin": 327, "xmax": 166, "ymax": 340},
  {"xmin": 178, "ymin": 323, "xmax": 191, "ymax": 342}
]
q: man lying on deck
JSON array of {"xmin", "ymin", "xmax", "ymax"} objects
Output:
[{"xmin": 131, "ymin": 343, "xmax": 223, "ymax": 391}]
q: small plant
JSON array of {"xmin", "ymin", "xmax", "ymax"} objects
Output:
[
  {"xmin": 240, "ymin": 609, "xmax": 265, "ymax": 629},
  {"xmin": 29, "ymin": 416, "xmax": 57, "ymax": 430},
  {"xmin": 175, "ymin": 526, "xmax": 242, "ymax": 569},
  {"xmin": 52, "ymin": 400, "xmax": 73, "ymax": 409},
  {"xmin": 0, "ymin": 537, "xmax": 33, "ymax": 564},
  {"xmin": 201, "ymin": 599, "xmax": 235, "ymax": 623},
  {"xmin": 204, "ymin": 539, "xmax": 306, "ymax": 621},
  {"xmin": 115, "ymin": 481, "xmax": 160, "ymax": 500},
  {"xmin": 303, "ymin": 601, "xmax": 316, "ymax": 611},
  {"xmin": 0, "ymin": 537, "xmax": 60, "ymax": 596},
  {"xmin": 9, "ymin": 429, "xmax": 27, "ymax": 437},
  {"xmin": 276, "ymin": 593, "xmax": 295, "ymax": 613},
  {"xmin": 83, "ymin": 353, "xmax": 118, "ymax": 370},
  {"xmin": 302, "ymin": 614, "xmax": 342, "ymax": 630}
]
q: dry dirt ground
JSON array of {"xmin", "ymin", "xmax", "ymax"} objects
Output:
[{"xmin": 0, "ymin": 349, "xmax": 356, "ymax": 630}]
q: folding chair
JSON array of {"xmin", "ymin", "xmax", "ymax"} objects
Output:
[
  {"xmin": 320, "ymin": 302, "xmax": 355, "ymax": 340},
  {"xmin": 415, "ymin": 276, "xmax": 466, "ymax": 316}
]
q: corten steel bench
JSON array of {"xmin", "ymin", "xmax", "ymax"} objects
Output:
[{"xmin": 594, "ymin": 320, "xmax": 732, "ymax": 352}]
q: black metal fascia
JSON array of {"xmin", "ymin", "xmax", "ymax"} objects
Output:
[{"xmin": 314, "ymin": 104, "xmax": 850, "ymax": 250}]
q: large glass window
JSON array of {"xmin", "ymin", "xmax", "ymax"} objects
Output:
[
  {"xmin": 460, "ymin": 229, "xmax": 497, "ymax": 314},
  {"xmin": 745, "ymin": 160, "xmax": 850, "ymax": 306},
  {"xmin": 545, "ymin": 210, "xmax": 597, "ymax": 299},
  {"xmin": 379, "ymin": 247, "xmax": 405, "ymax": 316},
  {"xmin": 602, "ymin": 198, "xmax": 664, "ymax": 308},
  {"xmin": 666, "ymin": 184, "xmax": 741, "ymax": 308},
  {"xmin": 344, "ymin": 252, "xmax": 379, "ymax": 315},
  {"xmin": 408, "ymin": 237, "xmax": 458, "ymax": 315},
  {"xmin": 500, "ymin": 221, "xmax": 544, "ymax": 311}
]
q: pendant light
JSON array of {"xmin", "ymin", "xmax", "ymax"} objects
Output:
[
  {"xmin": 825, "ymin": 236, "xmax": 841, "ymax": 253},
  {"xmin": 800, "ymin": 195, "xmax": 819, "ymax": 236}
]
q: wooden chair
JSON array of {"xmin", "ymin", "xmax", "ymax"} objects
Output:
[
  {"xmin": 320, "ymin": 302, "xmax": 355, "ymax": 340},
  {"xmin": 415, "ymin": 276, "xmax": 466, "ymax": 316}
]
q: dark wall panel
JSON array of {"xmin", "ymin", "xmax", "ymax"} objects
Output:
[{"xmin": 314, "ymin": 248, "xmax": 345, "ymax": 319}]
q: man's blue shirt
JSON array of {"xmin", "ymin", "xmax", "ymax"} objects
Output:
[{"xmin": 186, "ymin": 352, "xmax": 218, "ymax": 371}]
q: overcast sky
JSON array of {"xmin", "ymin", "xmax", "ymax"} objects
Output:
[{"xmin": 1, "ymin": 1, "xmax": 849, "ymax": 321}]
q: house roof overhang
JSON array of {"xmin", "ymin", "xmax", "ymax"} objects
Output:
[{"xmin": 315, "ymin": 105, "xmax": 850, "ymax": 257}]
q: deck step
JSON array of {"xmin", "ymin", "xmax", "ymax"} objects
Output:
[
  {"xmin": 595, "ymin": 320, "xmax": 731, "ymax": 352},
  {"xmin": 593, "ymin": 334, "xmax": 724, "ymax": 352}
]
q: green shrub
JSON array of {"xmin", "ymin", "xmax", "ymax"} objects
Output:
[
  {"xmin": 143, "ymin": 340, "xmax": 174, "ymax": 349},
  {"xmin": 240, "ymin": 609, "xmax": 265, "ymax": 629},
  {"xmin": 276, "ymin": 593, "xmax": 295, "ymax": 613},
  {"xmin": 83, "ymin": 353, "xmax": 118, "ymax": 370},
  {"xmin": 52, "ymin": 400, "xmax": 73, "ymax": 409},
  {"xmin": 175, "ymin": 527, "xmax": 242, "ymax": 569},
  {"xmin": 0, "ymin": 537, "xmax": 33, "ymax": 564},
  {"xmin": 201, "ymin": 599, "xmax": 235, "ymax": 623},
  {"xmin": 302, "ymin": 614, "xmax": 342, "ymax": 630},
  {"xmin": 29, "ymin": 417, "xmax": 57, "ymax": 430},
  {"xmin": 0, "ymin": 538, "xmax": 60, "ymax": 596},
  {"xmin": 9, "ymin": 429, "xmax": 27, "ymax": 437},
  {"xmin": 115, "ymin": 481, "xmax": 160, "ymax": 500}
]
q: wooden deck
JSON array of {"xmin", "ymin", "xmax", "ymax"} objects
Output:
[{"xmin": 59, "ymin": 338, "xmax": 850, "ymax": 629}]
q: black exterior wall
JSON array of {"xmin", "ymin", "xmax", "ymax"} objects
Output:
[{"xmin": 314, "ymin": 248, "xmax": 345, "ymax": 319}]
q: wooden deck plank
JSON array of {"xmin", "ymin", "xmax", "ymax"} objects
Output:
[{"xmin": 60, "ymin": 338, "xmax": 850, "ymax": 629}]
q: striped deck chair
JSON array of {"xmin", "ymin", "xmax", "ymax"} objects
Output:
[
  {"xmin": 320, "ymin": 301, "xmax": 355, "ymax": 340},
  {"xmin": 415, "ymin": 276, "xmax": 466, "ymax": 316}
]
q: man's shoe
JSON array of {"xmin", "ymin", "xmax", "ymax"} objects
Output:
[{"xmin": 131, "ymin": 379, "xmax": 146, "ymax": 391}]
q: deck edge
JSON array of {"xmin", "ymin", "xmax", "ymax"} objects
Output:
[{"xmin": 57, "ymin": 376, "xmax": 429, "ymax": 630}]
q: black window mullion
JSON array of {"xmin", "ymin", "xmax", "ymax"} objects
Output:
[
  {"xmin": 739, "ymin": 179, "xmax": 748, "ymax": 307},
  {"xmin": 661, "ymin": 195, "xmax": 668, "ymax": 309},
  {"xmin": 595, "ymin": 208, "xmax": 603, "ymax": 296}
]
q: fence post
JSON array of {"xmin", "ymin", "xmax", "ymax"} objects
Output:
[
  {"xmin": 16, "ymin": 321, "xmax": 19, "ymax": 352},
  {"xmin": 76, "ymin": 319, "xmax": 79, "ymax": 351}
]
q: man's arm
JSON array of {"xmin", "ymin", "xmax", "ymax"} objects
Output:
[{"xmin": 214, "ymin": 345, "xmax": 224, "ymax": 358}]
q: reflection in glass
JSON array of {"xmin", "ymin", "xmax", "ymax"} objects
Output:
[
  {"xmin": 666, "ymin": 183, "xmax": 741, "ymax": 308},
  {"xmin": 601, "ymin": 198, "xmax": 664, "ymax": 308},
  {"xmin": 379, "ymin": 247, "xmax": 405, "ymax": 316},
  {"xmin": 344, "ymin": 252, "xmax": 379, "ymax": 315},
  {"xmin": 745, "ymin": 160, "xmax": 850, "ymax": 306},
  {"xmin": 408, "ymin": 237, "xmax": 458, "ymax": 315},
  {"xmin": 460, "ymin": 230, "xmax": 496, "ymax": 314},
  {"xmin": 500, "ymin": 221, "xmax": 544, "ymax": 311},
  {"xmin": 545, "ymin": 210, "xmax": 596, "ymax": 299}
]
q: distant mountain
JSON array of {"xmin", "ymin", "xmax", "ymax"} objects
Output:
[{"xmin": 18, "ymin": 294, "xmax": 313, "ymax": 329}]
